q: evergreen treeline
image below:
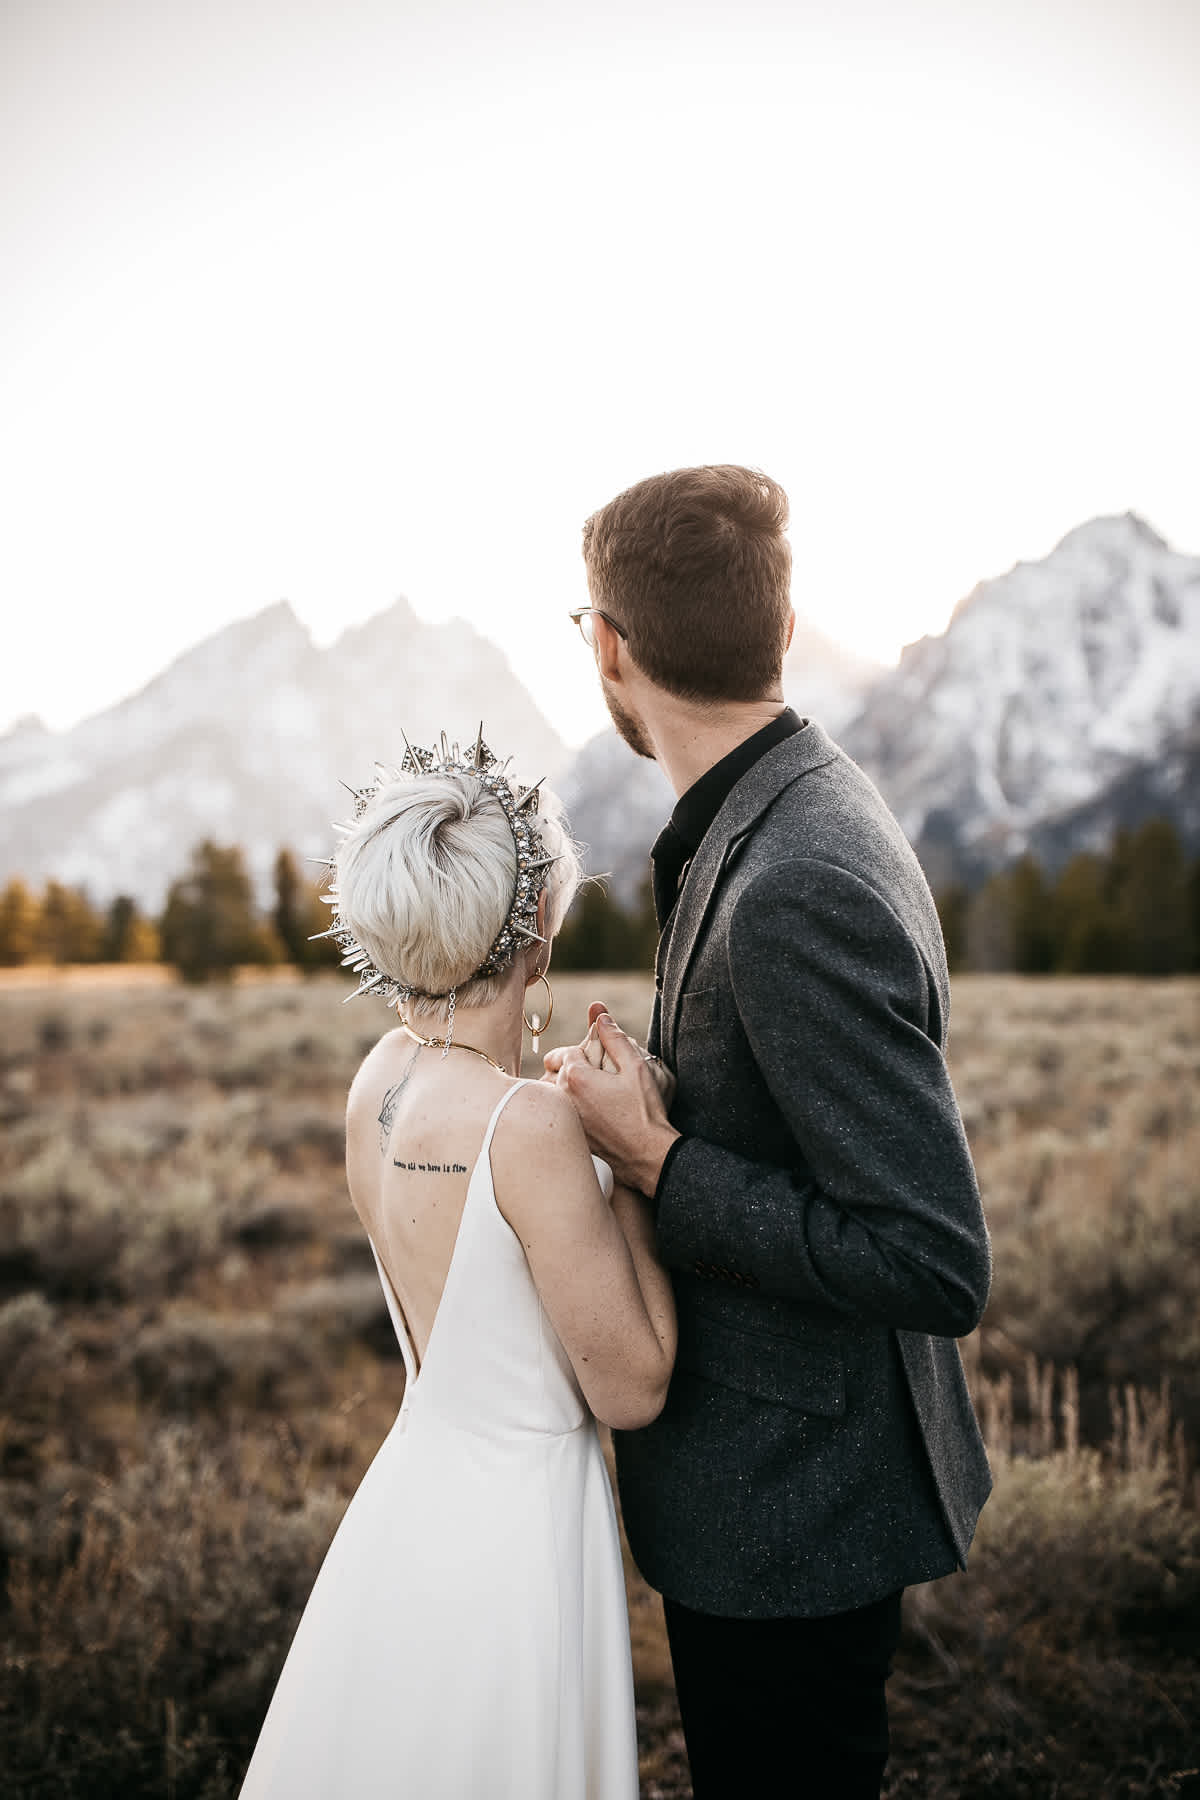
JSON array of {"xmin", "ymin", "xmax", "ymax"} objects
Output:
[
  {"xmin": 936, "ymin": 819, "xmax": 1200, "ymax": 975},
  {"xmin": 552, "ymin": 876, "xmax": 658, "ymax": 974},
  {"xmin": 0, "ymin": 847, "xmax": 342, "ymax": 982},
  {"xmin": 1, "ymin": 818, "xmax": 1196, "ymax": 980}
]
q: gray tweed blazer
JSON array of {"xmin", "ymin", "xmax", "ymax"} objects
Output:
[{"xmin": 613, "ymin": 721, "xmax": 992, "ymax": 1619}]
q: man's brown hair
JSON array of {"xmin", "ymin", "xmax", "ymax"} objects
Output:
[{"xmin": 581, "ymin": 464, "xmax": 792, "ymax": 702}]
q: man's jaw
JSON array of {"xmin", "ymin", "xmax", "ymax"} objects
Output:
[{"xmin": 602, "ymin": 681, "xmax": 656, "ymax": 761}]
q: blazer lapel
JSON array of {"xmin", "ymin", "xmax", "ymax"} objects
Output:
[{"xmin": 659, "ymin": 723, "xmax": 839, "ymax": 1068}]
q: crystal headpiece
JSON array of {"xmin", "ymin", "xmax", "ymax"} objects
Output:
[{"xmin": 314, "ymin": 725, "xmax": 557, "ymax": 1007}]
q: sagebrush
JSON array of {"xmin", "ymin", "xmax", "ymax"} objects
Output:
[{"xmin": 1, "ymin": 971, "xmax": 1197, "ymax": 1799}]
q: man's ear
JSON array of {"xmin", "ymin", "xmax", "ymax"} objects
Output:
[
  {"xmin": 784, "ymin": 607, "xmax": 796, "ymax": 653},
  {"xmin": 592, "ymin": 614, "xmax": 625, "ymax": 683}
]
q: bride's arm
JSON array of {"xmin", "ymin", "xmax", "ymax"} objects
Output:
[
  {"xmin": 492, "ymin": 1083, "xmax": 676, "ymax": 1431},
  {"xmin": 608, "ymin": 1178, "xmax": 676, "ymax": 1384}
]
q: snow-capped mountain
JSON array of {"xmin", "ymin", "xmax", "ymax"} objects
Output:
[
  {"xmin": 1027, "ymin": 717, "xmax": 1200, "ymax": 870},
  {"xmin": 838, "ymin": 514, "xmax": 1200, "ymax": 885},
  {"xmin": 557, "ymin": 734, "xmax": 673, "ymax": 905},
  {"xmin": 0, "ymin": 600, "xmax": 566, "ymax": 908},
  {"xmin": 4, "ymin": 513, "xmax": 1195, "ymax": 916},
  {"xmin": 560, "ymin": 618, "xmax": 884, "ymax": 902}
]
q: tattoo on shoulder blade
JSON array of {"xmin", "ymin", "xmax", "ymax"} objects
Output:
[{"xmin": 378, "ymin": 1047, "xmax": 420, "ymax": 1153}]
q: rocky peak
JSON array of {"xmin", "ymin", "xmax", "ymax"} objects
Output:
[{"xmin": 839, "ymin": 515, "xmax": 1200, "ymax": 881}]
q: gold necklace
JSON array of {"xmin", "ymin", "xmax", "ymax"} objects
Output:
[{"xmin": 398, "ymin": 1021, "xmax": 512, "ymax": 1076}]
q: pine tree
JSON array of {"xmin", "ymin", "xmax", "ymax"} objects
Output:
[
  {"xmin": 0, "ymin": 878, "xmax": 40, "ymax": 967},
  {"xmin": 272, "ymin": 849, "xmax": 307, "ymax": 964},
  {"xmin": 964, "ymin": 872, "xmax": 1015, "ymax": 971},
  {"xmin": 272, "ymin": 848, "xmax": 341, "ymax": 971},
  {"xmin": 1117, "ymin": 818, "xmax": 1191, "ymax": 974},
  {"xmin": 554, "ymin": 882, "xmax": 642, "ymax": 971},
  {"xmin": 36, "ymin": 882, "xmax": 102, "ymax": 964},
  {"xmin": 101, "ymin": 894, "xmax": 160, "ymax": 963},
  {"xmin": 1053, "ymin": 853, "xmax": 1124, "ymax": 973},
  {"xmin": 1008, "ymin": 855, "xmax": 1056, "ymax": 973},
  {"xmin": 936, "ymin": 883, "xmax": 970, "ymax": 973},
  {"xmin": 627, "ymin": 873, "xmax": 659, "ymax": 973},
  {"xmin": 160, "ymin": 842, "xmax": 281, "ymax": 982}
]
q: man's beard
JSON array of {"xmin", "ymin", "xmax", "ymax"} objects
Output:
[{"xmin": 602, "ymin": 681, "xmax": 656, "ymax": 760}]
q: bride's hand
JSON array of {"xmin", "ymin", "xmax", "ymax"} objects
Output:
[
  {"xmin": 542, "ymin": 1004, "xmax": 675, "ymax": 1107},
  {"xmin": 541, "ymin": 1001, "xmax": 606, "ymax": 1081},
  {"xmin": 541, "ymin": 1011, "xmax": 605, "ymax": 1083}
]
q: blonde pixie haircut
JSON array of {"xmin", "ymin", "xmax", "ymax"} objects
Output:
[{"xmin": 333, "ymin": 768, "xmax": 582, "ymax": 1019}]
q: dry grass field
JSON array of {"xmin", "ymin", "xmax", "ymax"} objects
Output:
[{"xmin": 1, "ymin": 970, "xmax": 1198, "ymax": 1798}]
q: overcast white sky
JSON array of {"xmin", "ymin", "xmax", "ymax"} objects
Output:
[{"xmin": 2, "ymin": 0, "xmax": 1197, "ymax": 748}]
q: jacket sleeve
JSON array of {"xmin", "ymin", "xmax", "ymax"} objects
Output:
[{"xmin": 653, "ymin": 857, "xmax": 991, "ymax": 1337}]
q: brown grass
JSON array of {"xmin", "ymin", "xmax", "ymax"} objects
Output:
[{"xmin": 1, "ymin": 972, "xmax": 1197, "ymax": 1798}]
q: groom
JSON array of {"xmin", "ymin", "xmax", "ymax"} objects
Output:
[{"xmin": 550, "ymin": 465, "xmax": 992, "ymax": 1797}]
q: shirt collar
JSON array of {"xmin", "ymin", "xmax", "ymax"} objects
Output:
[{"xmin": 667, "ymin": 706, "xmax": 806, "ymax": 855}]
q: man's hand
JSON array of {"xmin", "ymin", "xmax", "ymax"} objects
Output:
[
  {"xmin": 546, "ymin": 1006, "xmax": 680, "ymax": 1197},
  {"xmin": 542, "ymin": 1000, "xmax": 611, "ymax": 1079}
]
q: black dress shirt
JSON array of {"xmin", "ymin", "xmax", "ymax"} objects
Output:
[
  {"xmin": 649, "ymin": 707, "xmax": 805, "ymax": 1200},
  {"xmin": 650, "ymin": 708, "xmax": 806, "ymax": 928}
]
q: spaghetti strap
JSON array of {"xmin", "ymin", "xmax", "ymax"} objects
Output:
[{"xmin": 480, "ymin": 1075, "xmax": 532, "ymax": 1147}]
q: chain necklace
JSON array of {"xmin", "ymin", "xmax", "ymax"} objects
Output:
[{"xmin": 398, "ymin": 1021, "xmax": 512, "ymax": 1076}]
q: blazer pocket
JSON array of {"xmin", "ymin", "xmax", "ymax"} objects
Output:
[
  {"xmin": 677, "ymin": 986, "xmax": 723, "ymax": 1029},
  {"xmin": 676, "ymin": 1314, "xmax": 846, "ymax": 1418}
]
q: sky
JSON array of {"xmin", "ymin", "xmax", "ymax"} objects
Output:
[{"xmin": 2, "ymin": 0, "xmax": 1198, "ymax": 750}]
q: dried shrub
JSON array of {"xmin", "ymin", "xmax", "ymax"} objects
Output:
[
  {"xmin": 1, "ymin": 970, "xmax": 1197, "ymax": 1799},
  {"xmin": 0, "ymin": 1116, "xmax": 281, "ymax": 1301},
  {"xmin": 954, "ymin": 977, "xmax": 1200, "ymax": 1437},
  {"xmin": 232, "ymin": 1199, "xmax": 316, "ymax": 1250},
  {"xmin": 0, "ymin": 1142, "xmax": 128, "ymax": 1301},
  {"xmin": 889, "ymin": 1368, "xmax": 1200, "ymax": 1798},
  {"xmin": 0, "ymin": 1292, "xmax": 62, "ymax": 1420},
  {"xmin": 126, "ymin": 1310, "xmax": 327, "ymax": 1414},
  {"xmin": 327, "ymin": 1228, "xmax": 377, "ymax": 1275},
  {"xmin": 282, "ymin": 1274, "xmax": 398, "ymax": 1358},
  {"xmin": 37, "ymin": 1012, "xmax": 72, "ymax": 1054},
  {"xmin": 1, "ymin": 1425, "xmax": 347, "ymax": 1800},
  {"xmin": 246, "ymin": 1103, "xmax": 345, "ymax": 1168}
]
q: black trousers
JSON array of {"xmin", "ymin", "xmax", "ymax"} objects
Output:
[{"xmin": 662, "ymin": 1587, "xmax": 904, "ymax": 1799}]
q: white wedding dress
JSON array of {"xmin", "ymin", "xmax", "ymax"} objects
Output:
[{"xmin": 239, "ymin": 1080, "xmax": 640, "ymax": 1799}]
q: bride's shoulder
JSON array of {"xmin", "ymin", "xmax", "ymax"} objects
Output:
[
  {"xmin": 493, "ymin": 1080, "xmax": 591, "ymax": 1174},
  {"xmin": 500, "ymin": 1077, "xmax": 581, "ymax": 1136},
  {"xmin": 346, "ymin": 1027, "xmax": 407, "ymax": 1115},
  {"xmin": 492, "ymin": 1084, "xmax": 601, "ymax": 1227}
]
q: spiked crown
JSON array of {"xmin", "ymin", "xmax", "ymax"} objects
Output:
[{"xmin": 314, "ymin": 726, "xmax": 557, "ymax": 1005}]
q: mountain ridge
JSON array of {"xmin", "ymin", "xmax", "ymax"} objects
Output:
[
  {"xmin": 0, "ymin": 597, "xmax": 567, "ymax": 907},
  {"xmin": 3, "ymin": 512, "xmax": 1197, "ymax": 910},
  {"xmin": 837, "ymin": 511, "xmax": 1200, "ymax": 885}
]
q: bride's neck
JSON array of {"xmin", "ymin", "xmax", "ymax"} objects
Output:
[{"xmin": 402, "ymin": 980, "xmax": 528, "ymax": 1077}]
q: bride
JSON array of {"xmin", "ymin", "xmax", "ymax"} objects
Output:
[{"xmin": 239, "ymin": 731, "xmax": 676, "ymax": 1800}]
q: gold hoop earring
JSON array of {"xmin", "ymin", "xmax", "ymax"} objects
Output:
[{"xmin": 522, "ymin": 972, "xmax": 554, "ymax": 1054}]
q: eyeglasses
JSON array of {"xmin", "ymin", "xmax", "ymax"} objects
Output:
[{"xmin": 569, "ymin": 606, "xmax": 628, "ymax": 649}]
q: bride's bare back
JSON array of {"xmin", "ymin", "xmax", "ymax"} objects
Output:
[
  {"xmin": 345, "ymin": 1028, "xmax": 675, "ymax": 1427},
  {"xmin": 346, "ymin": 1032, "xmax": 515, "ymax": 1368}
]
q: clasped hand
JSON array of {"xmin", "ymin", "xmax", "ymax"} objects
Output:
[{"xmin": 544, "ymin": 1002, "xmax": 680, "ymax": 1197}]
